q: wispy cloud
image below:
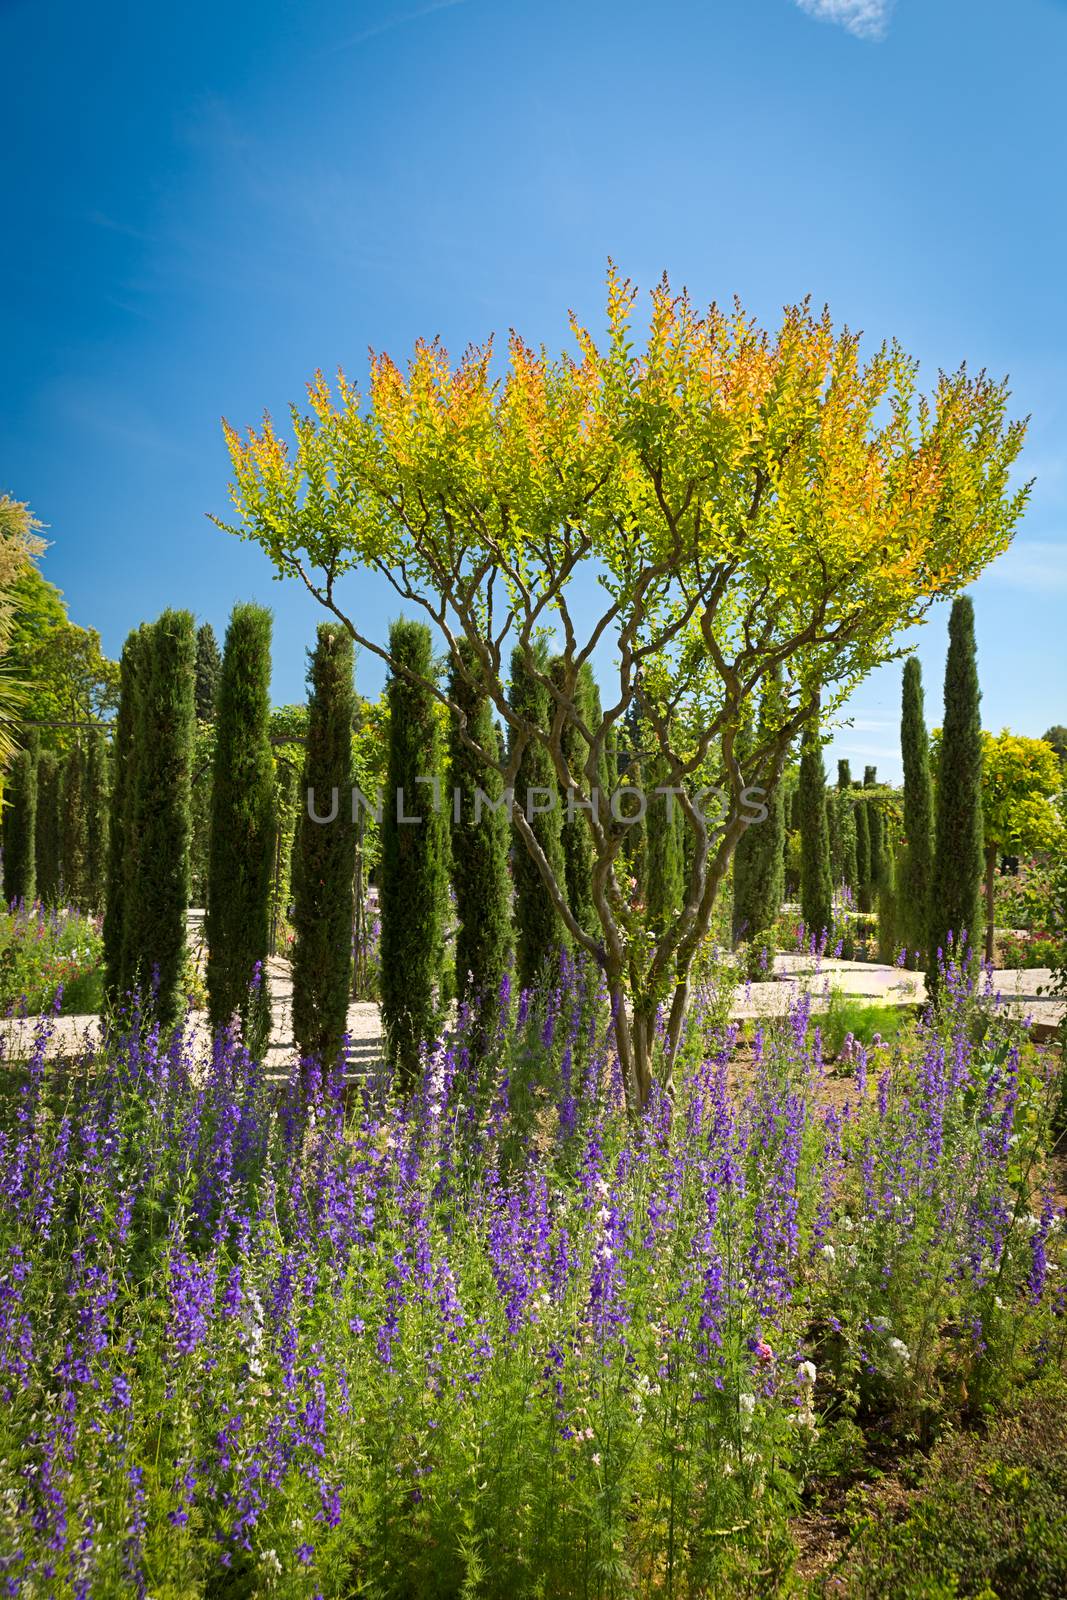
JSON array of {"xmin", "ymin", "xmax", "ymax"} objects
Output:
[
  {"xmin": 982, "ymin": 538, "xmax": 1067, "ymax": 594},
  {"xmin": 792, "ymin": 0, "xmax": 892, "ymax": 41},
  {"xmin": 336, "ymin": 0, "xmax": 468, "ymax": 51}
]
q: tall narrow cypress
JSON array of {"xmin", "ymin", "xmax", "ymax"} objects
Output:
[
  {"xmin": 291, "ymin": 624, "xmax": 357, "ymax": 1066},
  {"xmin": 647, "ymin": 759, "xmax": 686, "ymax": 939},
  {"xmin": 450, "ymin": 641, "xmax": 512, "ymax": 1016},
  {"xmin": 2, "ymin": 745, "xmax": 36, "ymax": 904},
  {"xmin": 125, "ymin": 611, "xmax": 196, "ymax": 1027},
  {"xmin": 732, "ymin": 680, "xmax": 785, "ymax": 950},
  {"xmin": 34, "ymin": 752, "xmax": 61, "ymax": 904},
  {"xmin": 195, "ymin": 623, "xmax": 222, "ymax": 723},
  {"xmin": 867, "ymin": 799, "xmax": 885, "ymax": 894},
  {"xmin": 380, "ymin": 620, "xmax": 448, "ymax": 1084},
  {"xmin": 83, "ymin": 731, "xmax": 110, "ymax": 915},
  {"xmin": 854, "ymin": 796, "xmax": 872, "ymax": 913},
  {"xmin": 60, "ymin": 742, "xmax": 89, "ymax": 910},
  {"xmin": 929, "ymin": 595, "xmax": 984, "ymax": 979},
  {"xmin": 510, "ymin": 645, "xmax": 570, "ymax": 991},
  {"xmin": 798, "ymin": 722, "xmax": 833, "ymax": 945},
  {"xmin": 900, "ymin": 657, "xmax": 933, "ymax": 964},
  {"xmin": 104, "ymin": 627, "xmax": 148, "ymax": 1006},
  {"xmin": 551, "ymin": 658, "xmax": 603, "ymax": 938},
  {"xmin": 837, "ymin": 759, "xmax": 852, "ymax": 791},
  {"xmin": 863, "ymin": 765, "xmax": 878, "ymax": 788},
  {"xmin": 834, "ymin": 791, "xmax": 858, "ymax": 893},
  {"xmin": 206, "ymin": 604, "xmax": 275, "ymax": 1053}
]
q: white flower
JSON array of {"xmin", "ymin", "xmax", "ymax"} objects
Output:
[
  {"xmin": 591, "ymin": 1452, "xmax": 601, "ymax": 1467},
  {"xmin": 797, "ymin": 1360, "xmax": 817, "ymax": 1388},
  {"xmin": 884, "ymin": 1336, "xmax": 910, "ymax": 1372},
  {"xmin": 819, "ymin": 1244, "xmax": 836, "ymax": 1263}
]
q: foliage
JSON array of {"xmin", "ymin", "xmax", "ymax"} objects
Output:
[
  {"xmin": 853, "ymin": 794, "xmax": 871, "ymax": 914},
  {"xmin": 380, "ymin": 619, "xmax": 448, "ymax": 1085},
  {"xmin": 551, "ymin": 658, "xmax": 599, "ymax": 939},
  {"xmin": 59, "ymin": 742, "xmax": 89, "ymax": 910},
  {"xmin": 4, "ymin": 565, "xmax": 118, "ymax": 754},
  {"xmin": 929, "ymin": 596, "xmax": 984, "ymax": 983},
  {"xmin": 0, "ymin": 901, "xmax": 103, "ymax": 1016},
  {"xmin": 836, "ymin": 1377, "xmax": 1067, "ymax": 1599},
  {"xmin": 647, "ymin": 754, "xmax": 686, "ymax": 938},
  {"xmin": 899, "ymin": 656, "xmax": 933, "ymax": 965},
  {"xmin": 0, "ymin": 494, "xmax": 47, "ymax": 767},
  {"xmin": 0, "ymin": 958, "xmax": 1062, "ymax": 1595},
  {"xmin": 2, "ymin": 744, "xmax": 36, "ymax": 903},
  {"xmin": 207, "ymin": 604, "xmax": 275, "ymax": 1053},
  {"xmin": 292, "ymin": 623, "xmax": 357, "ymax": 1066},
  {"xmin": 732, "ymin": 679, "xmax": 785, "ymax": 956},
  {"xmin": 1041, "ymin": 725, "xmax": 1067, "ymax": 762},
  {"xmin": 194, "ymin": 622, "xmax": 222, "ymax": 723},
  {"xmin": 218, "ymin": 271, "xmax": 1029, "ymax": 1108},
  {"xmin": 819, "ymin": 991, "xmax": 913, "ymax": 1059},
  {"xmin": 510, "ymin": 642, "xmax": 569, "ymax": 990},
  {"xmin": 450, "ymin": 640, "xmax": 512, "ymax": 1019},
  {"xmin": 83, "ymin": 730, "xmax": 109, "ymax": 915},
  {"xmin": 103, "ymin": 627, "xmax": 147, "ymax": 1007},
  {"xmin": 799, "ymin": 723, "xmax": 833, "ymax": 945},
  {"xmin": 124, "ymin": 611, "xmax": 197, "ymax": 1030},
  {"xmin": 34, "ymin": 749, "xmax": 61, "ymax": 904},
  {"xmin": 976, "ymin": 729, "xmax": 1063, "ymax": 964},
  {"xmin": 830, "ymin": 789, "xmax": 858, "ymax": 893}
]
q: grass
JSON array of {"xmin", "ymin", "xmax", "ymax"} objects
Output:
[{"xmin": 820, "ymin": 992, "xmax": 916, "ymax": 1060}]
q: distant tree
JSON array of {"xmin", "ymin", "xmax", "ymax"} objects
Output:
[
  {"xmin": 35, "ymin": 751, "xmax": 61, "ymax": 903},
  {"xmin": 207, "ymin": 604, "xmax": 275, "ymax": 1053},
  {"xmin": 551, "ymin": 657, "xmax": 598, "ymax": 939},
  {"xmin": 732, "ymin": 678, "xmax": 786, "ymax": 952},
  {"xmin": 1042, "ymin": 725, "xmax": 1067, "ymax": 763},
  {"xmin": 977, "ymin": 729, "xmax": 1062, "ymax": 964},
  {"xmin": 124, "ymin": 612, "xmax": 196, "ymax": 1027},
  {"xmin": 4, "ymin": 565, "xmax": 119, "ymax": 753},
  {"xmin": 0, "ymin": 497, "xmax": 47, "ymax": 766},
  {"xmin": 380, "ymin": 620, "xmax": 448, "ymax": 1084},
  {"xmin": 647, "ymin": 758, "xmax": 686, "ymax": 940},
  {"xmin": 833, "ymin": 790, "xmax": 858, "ymax": 893},
  {"xmin": 450, "ymin": 641, "xmax": 512, "ymax": 1018},
  {"xmin": 83, "ymin": 730, "xmax": 110, "ymax": 915},
  {"xmin": 854, "ymin": 794, "xmax": 872, "ymax": 913},
  {"xmin": 899, "ymin": 657, "xmax": 934, "ymax": 963},
  {"xmin": 60, "ymin": 742, "xmax": 89, "ymax": 908},
  {"xmin": 929, "ymin": 596, "xmax": 984, "ymax": 981},
  {"xmin": 837, "ymin": 759, "xmax": 852, "ymax": 791},
  {"xmin": 2, "ymin": 744, "xmax": 36, "ymax": 903},
  {"xmin": 510, "ymin": 644, "xmax": 569, "ymax": 991},
  {"xmin": 291, "ymin": 623, "xmax": 357, "ymax": 1066},
  {"xmin": 867, "ymin": 799, "xmax": 885, "ymax": 894},
  {"xmin": 103, "ymin": 627, "xmax": 148, "ymax": 1006},
  {"xmin": 799, "ymin": 723, "xmax": 833, "ymax": 945},
  {"xmin": 863, "ymin": 765, "xmax": 878, "ymax": 788},
  {"xmin": 194, "ymin": 622, "xmax": 222, "ymax": 723}
]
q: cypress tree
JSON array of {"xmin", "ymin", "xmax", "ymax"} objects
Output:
[
  {"xmin": 449, "ymin": 641, "xmax": 512, "ymax": 1016},
  {"xmin": 103, "ymin": 627, "xmax": 148, "ymax": 1006},
  {"xmin": 3, "ymin": 745, "xmax": 37, "ymax": 904},
  {"xmin": 83, "ymin": 731, "xmax": 110, "ymax": 915},
  {"xmin": 732, "ymin": 683, "xmax": 785, "ymax": 951},
  {"xmin": 837, "ymin": 759, "xmax": 852, "ymax": 791},
  {"xmin": 899, "ymin": 656, "xmax": 933, "ymax": 964},
  {"xmin": 60, "ymin": 743, "xmax": 89, "ymax": 910},
  {"xmin": 551, "ymin": 658, "xmax": 605, "ymax": 939},
  {"xmin": 834, "ymin": 790, "xmax": 858, "ymax": 893},
  {"xmin": 647, "ymin": 758, "xmax": 686, "ymax": 939},
  {"xmin": 509, "ymin": 644, "xmax": 569, "ymax": 991},
  {"xmin": 854, "ymin": 795, "xmax": 872, "ymax": 913},
  {"xmin": 863, "ymin": 765, "xmax": 878, "ymax": 787},
  {"xmin": 195, "ymin": 622, "xmax": 222, "ymax": 722},
  {"xmin": 206, "ymin": 604, "xmax": 275, "ymax": 1053},
  {"xmin": 867, "ymin": 799, "xmax": 885, "ymax": 894},
  {"xmin": 35, "ymin": 751, "xmax": 62, "ymax": 904},
  {"xmin": 798, "ymin": 722, "xmax": 833, "ymax": 945},
  {"xmin": 291, "ymin": 623, "xmax": 357, "ymax": 1065},
  {"xmin": 929, "ymin": 595, "xmax": 984, "ymax": 979},
  {"xmin": 124, "ymin": 612, "xmax": 196, "ymax": 1027},
  {"xmin": 380, "ymin": 620, "xmax": 448, "ymax": 1084}
]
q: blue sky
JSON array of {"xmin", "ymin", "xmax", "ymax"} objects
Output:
[{"xmin": 2, "ymin": 0, "xmax": 1065, "ymax": 779}]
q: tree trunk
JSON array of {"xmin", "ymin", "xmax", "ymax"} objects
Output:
[{"xmin": 984, "ymin": 844, "xmax": 997, "ymax": 965}]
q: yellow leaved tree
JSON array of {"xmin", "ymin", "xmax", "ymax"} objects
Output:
[{"xmin": 217, "ymin": 270, "xmax": 1029, "ymax": 1108}]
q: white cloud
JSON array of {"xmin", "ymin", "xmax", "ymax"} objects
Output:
[
  {"xmin": 982, "ymin": 539, "xmax": 1067, "ymax": 594},
  {"xmin": 793, "ymin": 0, "xmax": 892, "ymax": 40}
]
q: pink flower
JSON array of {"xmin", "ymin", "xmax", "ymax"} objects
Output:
[{"xmin": 754, "ymin": 1340, "xmax": 774, "ymax": 1364}]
